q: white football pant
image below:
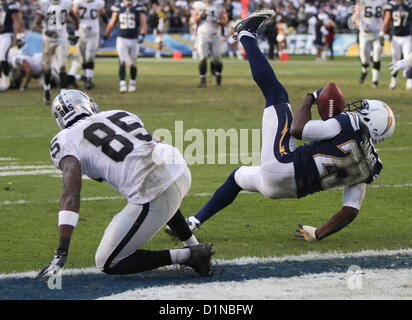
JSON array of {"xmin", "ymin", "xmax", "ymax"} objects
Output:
[
  {"xmin": 95, "ymin": 166, "xmax": 191, "ymax": 270},
  {"xmin": 235, "ymin": 105, "xmax": 298, "ymax": 199}
]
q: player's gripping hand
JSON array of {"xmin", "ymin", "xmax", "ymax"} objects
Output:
[
  {"xmin": 35, "ymin": 249, "xmax": 67, "ymax": 279},
  {"xmin": 307, "ymin": 88, "xmax": 323, "ymax": 104},
  {"xmin": 137, "ymin": 34, "xmax": 145, "ymax": 44},
  {"xmin": 390, "ymin": 59, "xmax": 408, "ymax": 75},
  {"xmin": 294, "ymin": 224, "xmax": 318, "ymax": 241}
]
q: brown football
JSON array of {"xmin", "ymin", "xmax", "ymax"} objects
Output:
[{"xmin": 317, "ymin": 82, "xmax": 345, "ymax": 120}]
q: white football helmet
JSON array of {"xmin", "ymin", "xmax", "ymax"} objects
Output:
[
  {"xmin": 51, "ymin": 90, "xmax": 99, "ymax": 130},
  {"xmin": 348, "ymin": 99, "xmax": 395, "ymax": 144}
]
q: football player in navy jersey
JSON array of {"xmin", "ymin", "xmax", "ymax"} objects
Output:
[
  {"xmin": 380, "ymin": 0, "xmax": 412, "ymax": 90},
  {"xmin": 105, "ymin": 0, "xmax": 147, "ymax": 93},
  {"xmin": 0, "ymin": 0, "xmax": 24, "ymax": 91},
  {"xmin": 170, "ymin": 11, "xmax": 395, "ymax": 242}
]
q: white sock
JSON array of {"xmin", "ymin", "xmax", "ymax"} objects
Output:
[
  {"xmin": 183, "ymin": 235, "xmax": 199, "ymax": 247},
  {"xmin": 85, "ymin": 69, "xmax": 94, "ymax": 78},
  {"xmin": 372, "ymin": 69, "xmax": 379, "ymax": 83},
  {"xmin": 170, "ymin": 248, "xmax": 191, "ymax": 264},
  {"xmin": 238, "ymin": 30, "xmax": 255, "ymax": 40}
]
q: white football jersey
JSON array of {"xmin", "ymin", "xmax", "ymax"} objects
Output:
[
  {"xmin": 197, "ymin": 0, "xmax": 225, "ymax": 36},
  {"xmin": 39, "ymin": 0, "xmax": 73, "ymax": 41},
  {"xmin": 50, "ymin": 110, "xmax": 186, "ymax": 204},
  {"xmin": 357, "ymin": 0, "xmax": 386, "ymax": 33},
  {"xmin": 10, "ymin": 53, "xmax": 43, "ymax": 77},
  {"xmin": 73, "ymin": 0, "xmax": 105, "ymax": 35}
]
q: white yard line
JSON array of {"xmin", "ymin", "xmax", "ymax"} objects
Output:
[
  {"xmin": 98, "ymin": 268, "xmax": 412, "ymax": 300},
  {"xmin": 0, "ymin": 182, "xmax": 410, "ymax": 207}
]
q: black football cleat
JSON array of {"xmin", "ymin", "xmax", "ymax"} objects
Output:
[
  {"xmin": 359, "ymin": 72, "xmax": 368, "ymax": 84},
  {"xmin": 198, "ymin": 77, "xmax": 206, "ymax": 88},
  {"xmin": 216, "ymin": 74, "xmax": 222, "ymax": 86},
  {"xmin": 183, "ymin": 242, "xmax": 214, "ymax": 276},
  {"xmin": 44, "ymin": 90, "xmax": 51, "ymax": 106},
  {"xmin": 233, "ymin": 9, "xmax": 275, "ymax": 39}
]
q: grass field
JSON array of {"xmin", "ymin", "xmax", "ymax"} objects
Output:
[{"xmin": 0, "ymin": 56, "xmax": 411, "ymax": 275}]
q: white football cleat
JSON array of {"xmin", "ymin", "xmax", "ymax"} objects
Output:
[
  {"xmin": 389, "ymin": 77, "xmax": 397, "ymax": 90},
  {"xmin": 119, "ymin": 80, "xmax": 127, "ymax": 93},
  {"xmin": 186, "ymin": 216, "xmax": 201, "ymax": 233},
  {"xmin": 128, "ymin": 80, "xmax": 136, "ymax": 92},
  {"xmin": 406, "ymin": 79, "xmax": 412, "ymax": 90}
]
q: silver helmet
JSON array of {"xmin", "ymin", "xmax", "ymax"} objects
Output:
[{"xmin": 51, "ymin": 90, "xmax": 99, "ymax": 129}]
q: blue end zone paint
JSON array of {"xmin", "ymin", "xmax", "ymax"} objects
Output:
[{"xmin": 1, "ymin": 253, "xmax": 411, "ymax": 300}]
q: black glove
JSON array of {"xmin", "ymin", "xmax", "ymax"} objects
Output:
[
  {"xmin": 69, "ymin": 34, "xmax": 79, "ymax": 45},
  {"xmin": 307, "ymin": 88, "xmax": 323, "ymax": 104},
  {"xmin": 35, "ymin": 249, "xmax": 68, "ymax": 279},
  {"xmin": 137, "ymin": 34, "xmax": 145, "ymax": 44},
  {"xmin": 378, "ymin": 33, "xmax": 385, "ymax": 46},
  {"xmin": 45, "ymin": 30, "xmax": 58, "ymax": 39},
  {"xmin": 200, "ymin": 13, "xmax": 207, "ymax": 20}
]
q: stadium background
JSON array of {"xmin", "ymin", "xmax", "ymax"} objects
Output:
[{"xmin": 1, "ymin": 0, "xmax": 412, "ymax": 302}]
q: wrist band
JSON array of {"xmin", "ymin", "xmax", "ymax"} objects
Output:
[{"xmin": 58, "ymin": 210, "xmax": 79, "ymax": 227}]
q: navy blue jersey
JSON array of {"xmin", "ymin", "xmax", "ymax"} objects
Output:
[
  {"xmin": 293, "ymin": 112, "xmax": 382, "ymax": 198},
  {"xmin": 0, "ymin": 1, "xmax": 20, "ymax": 34},
  {"xmin": 111, "ymin": 2, "xmax": 145, "ymax": 39},
  {"xmin": 384, "ymin": 0, "xmax": 412, "ymax": 36}
]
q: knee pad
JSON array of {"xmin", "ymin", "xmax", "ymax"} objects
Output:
[
  {"xmin": 361, "ymin": 63, "xmax": 370, "ymax": 69},
  {"xmin": 373, "ymin": 61, "xmax": 381, "ymax": 70}
]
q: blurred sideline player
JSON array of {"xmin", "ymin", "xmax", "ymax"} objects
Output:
[
  {"xmin": 390, "ymin": 51, "xmax": 412, "ymax": 74},
  {"xmin": 0, "ymin": 0, "xmax": 25, "ymax": 91},
  {"xmin": 175, "ymin": 10, "xmax": 395, "ymax": 242},
  {"xmin": 7, "ymin": 48, "xmax": 84, "ymax": 90},
  {"xmin": 73, "ymin": 0, "xmax": 108, "ymax": 89},
  {"xmin": 191, "ymin": 0, "xmax": 228, "ymax": 87},
  {"xmin": 352, "ymin": 0, "xmax": 386, "ymax": 88},
  {"xmin": 33, "ymin": 0, "xmax": 80, "ymax": 105},
  {"xmin": 105, "ymin": 0, "xmax": 147, "ymax": 93},
  {"xmin": 380, "ymin": 0, "xmax": 412, "ymax": 90},
  {"xmin": 35, "ymin": 90, "xmax": 213, "ymax": 279}
]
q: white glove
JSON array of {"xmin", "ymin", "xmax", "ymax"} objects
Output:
[
  {"xmin": 390, "ymin": 59, "xmax": 408, "ymax": 75},
  {"xmin": 294, "ymin": 224, "xmax": 318, "ymax": 241}
]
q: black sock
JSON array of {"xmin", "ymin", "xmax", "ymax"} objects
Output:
[
  {"xmin": 119, "ymin": 63, "xmax": 126, "ymax": 81},
  {"xmin": 167, "ymin": 209, "xmax": 193, "ymax": 241},
  {"xmin": 59, "ymin": 72, "xmax": 67, "ymax": 88},
  {"xmin": 130, "ymin": 66, "xmax": 137, "ymax": 80},
  {"xmin": 103, "ymin": 249, "xmax": 172, "ymax": 274}
]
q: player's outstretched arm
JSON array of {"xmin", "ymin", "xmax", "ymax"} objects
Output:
[
  {"xmin": 36, "ymin": 156, "xmax": 82, "ymax": 279},
  {"xmin": 295, "ymin": 183, "xmax": 366, "ymax": 241}
]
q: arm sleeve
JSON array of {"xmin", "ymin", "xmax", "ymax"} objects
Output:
[
  {"xmin": 342, "ymin": 183, "xmax": 366, "ymax": 210},
  {"xmin": 301, "ymin": 118, "xmax": 342, "ymax": 141}
]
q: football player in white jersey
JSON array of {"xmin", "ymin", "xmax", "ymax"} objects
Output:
[
  {"xmin": 352, "ymin": 0, "xmax": 386, "ymax": 88},
  {"xmin": 7, "ymin": 48, "xmax": 42, "ymax": 90},
  {"xmin": 191, "ymin": 0, "xmax": 228, "ymax": 87},
  {"xmin": 0, "ymin": 0, "xmax": 25, "ymax": 91},
  {"xmin": 35, "ymin": 90, "xmax": 213, "ymax": 279},
  {"xmin": 73, "ymin": 0, "xmax": 107, "ymax": 90},
  {"xmin": 7, "ymin": 49, "xmax": 84, "ymax": 91},
  {"xmin": 33, "ymin": 0, "xmax": 79, "ymax": 105}
]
